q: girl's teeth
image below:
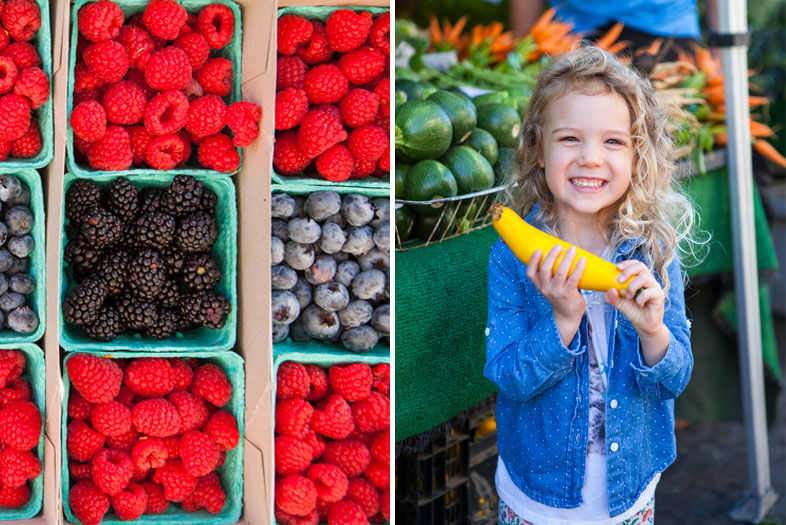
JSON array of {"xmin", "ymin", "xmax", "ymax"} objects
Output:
[{"xmin": 571, "ymin": 179, "xmax": 604, "ymax": 188}]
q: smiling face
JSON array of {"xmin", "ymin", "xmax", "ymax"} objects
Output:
[{"xmin": 539, "ymin": 88, "xmax": 634, "ymax": 232}]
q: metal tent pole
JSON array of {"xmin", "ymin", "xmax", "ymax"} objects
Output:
[{"xmin": 716, "ymin": 0, "xmax": 779, "ymax": 521}]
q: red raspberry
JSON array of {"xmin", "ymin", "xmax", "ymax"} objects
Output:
[
  {"xmin": 315, "ymin": 144, "xmax": 354, "ymax": 182},
  {"xmin": 70, "ymin": 460, "xmax": 92, "ymax": 481},
  {"xmin": 297, "ymin": 109, "xmax": 348, "ymax": 158},
  {"xmin": 276, "ymin": 435, "xmax": 312, "ymax": 476},
  {"xmin": 273, "ymin": 130, "xmax": 310, "ymax": 175},
  {"xmin": 197, "ymin": 133, "xmax": 239, "ymax": 172},
  {"xmin": 276, "ymin": 508, "xmax": 319, "ymax": 525},
  {"xmin": 128, "ymin": 124, "xmax": 153, "ymax": 164},
  {"xmin": 83, "ymin": 40, "xmax": 129, "ymax": 83},
  {"xmin": 326, "ymin": 10, "xmax": 372, "ymax": 53},
  {"xmin": 277, "ymin": 55, "xmax": 307, "ymax": 90},
  {"xmin": 145, "ymin": 47, "xmax": 192, "ymax": 91},
  {"xmin": 179, "ymin": 430, "xmax": 219, "ymax": 477},
  {"xmin": 191, "ymin": 364, "xmax": 232, "ymax": 407},
  {"xmin": 0, "ymin": 400, "xmax": 39, "ymax": 451},
  {"xmin": 196, "ymin": 4, "xmax": 234, "ymax": 50},
  {"xmin": 347, "ymin": 124, "xmax": 387, "ymax": 163},
  {"xmin": 276, "ymin": 398, "xmax": 313, "ymax": 440},
  {"xmin": 101, "ymin": 81, "xmax": 145, "ymax": 125},
  {"xmin": 0, "ymin": 56, "xmax": 18, "ymax": 94},
  {"xmin": 303, "ymin": 430, "xmax": 325, "ymax": 460},
  {"xmin": 144, "ymin": 89, "xmax": 188, "ymax": 135},
  {"xmin": 141, "ymin": 480, "xmax": 168, "ymax": 514},
  {"xmin": 132, "ymin": 398, "xmax": 181, "ymax": 438},
  {"xmin": 311, "ymin": 394, "xmax": 354, "ymax": 440},
  {"xmin": 163, "ymin": 436, "xmax": 180, "ymax": 458},
  {"xmin": 0, "ymin": 141, "xmax": 10, "ymax": 162},
  {"xmin": 143, "ymin": 0, "xmax": 187, "ymax": 40},
  {"xmin": 0, "ymin": 31, "xmax": 8, "ymax": 53},
  {"xmin": 328, "ymin": 500, "xmax": 368, "ymax": 525},
  {"xmin": 340, "ymin": 89, "xmax": 380, "ymax": 128},
  {"xmin": 339, "ymin": 46, "xmax": 385, "ymax": 86},
  {"xmin": 369, "ymin": 13, "xmax": 390, "ymax": 55},
  {"xmin": 91, "ymin": 448, "xmax": 133, "ymax": 495},
  {"xmin": 111, "ymin": 482, "xmax": 147, "ymax": 521},
  {"xmin": 351, "ymin": 158, "xmax": 377, "ymax": 181},
  {"xmin": 105, "ymin": 427, "xmax": 138, "ymax": 453},
  {"xmin": 78, "ymin": 0, "xmax": 124, "ymax": 43},
  {"xmin": 173, "ymin": 32, "xmax": 210, "ymax": 71},
  {"xmin": 116, "ymin": 25, "xmax": 155, "ymax": 71},
  {"xmin": 374, "ymin": 77, "xmax": 390, "ymax": 116},
  {"xmin": 225, "ymin": 100, "xmax": 260, "ymax": 146},
  {"xmin": 91, "ymin": 401, "xmax": 132, "ymax": 437},
  {"xmin": 275, "ymin": 88, "xmax": 308, "ymax": 132},
  {"xmin": 378, "ymin": 144, "xmax": 390, "ymax": 172},
  {"xmin": 369, "ymin": 429, "xmax": 389, "ymax": 464},
  {"xmin": 123, "ymin": 67, "xmax": 156, "ymax": 99},
  {"xmin": 0, "ymin": 377, "xmax": 31, "ymax": 408},
  {"xmin": 170, "ymin": 359, "xmax": 193, "ymax": 390},
  {"xmin": 307, "ymin": 463, "xmax": 348, "ymax": 503},
  {"xmin": 194, "ymin": 57, "xmax": 232, "ymax": 97},
  {"xmin": 203, "ymin": 410, "xmax": 239, "ymax": 451},
  {"xmin": 322, "ymin": 440, "xmax": 371, "ymax": 477},
  {"xmin": 67, "ymin": 420, "xmax": 106, "ymax": 462},
  {"xmin": 347, "ymin": 477, "xmax": 380, "ymax": 517},
  {"xmin": 297, "ymin": 21, "xmax": 332, "ymax": 65},
  {"xmin": 352, "ymin": 391, "xmax": 389, "ymax": 433},
  {"xmin": 70, "ymin": 100, "xmax": 106, "ymax": 142},
  {"xmin": 87, "ymin": 125, "xmax": 132, "ymax": 170},
  {"xmin": 304, "ymin": 364, "xmax": 329, "ymax": 402},
  {"xmin": 0, "ymin": 41, "xmax": 40, "ymax": 69},
  {"xmin": 276, "ymin": 474, "xmax": 317, "ymax": 517},
  {"xmin": 168, "ymin": 390, "xmax": 208, "ymax": 432},
  {"xmin": 131, "ymin": 437, "xmax": 167, "ymax": 471},
  {"xmin": 329, "ymin": 363, "xmax": 373, "ymax": 402},
  {"xmin": 278, "ymin": 15, "xmax": 313, "ymax": 56},
  {"xmin": 364, "ymin": 460, "xmax": 388, "ymax": 490},
  {"xmin": 152, "ymin": 459, "xmax": 197, "ymax": 502},
  {"xmin": 0, "ymin": 350, "xmax": 24, "ymax": 389},
  {"xmin": 73, "ymin": 63, "xmax": 105, "ymax": 92},
  {"xmin": 72, "ymin": 87, "xmax": 102, "ymax": 107},
  {"xmin": 303, "ymin": 64, "xmax": 348, "ymax": 105},
  {"xmin": 370, "ymin": 364, "xmax": 389, "ymax": 396},
  {"xmin": 1, "ymin": 0, "xmax": 40, "ymax": 42},
  {"xmin": 0, "ymin": 448, "xmax": 39, "ymax": 487},
  {"xmin": 0, "ymin": 93, "xmax": 30, "ymax": 142},
  {"xmin": 277, "ymin": 361, "xmax": 310, "ymax": 400},
  {"xmin": 184, "ymin": 94, "xmax": 226, "ymax": 138},
  {"xmin": 124, "ymin": 358, "xmax": 175, "ymax": 397},
  {"xmin": 314, "ymin": 104, "xmax": 343, "ymax": 124},
  {"xmin": 184, "ymin": 471, "xmax": 225, "ymax": 513},
  {"xmin": 69, "ymin": 480, "xmax": 109, "ymax": 525}
]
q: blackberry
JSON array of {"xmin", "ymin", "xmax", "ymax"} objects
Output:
[
  {"xmin": 175, "ymin": 212, "xmax": 217, "ymax": 253},
  {"xmin": 179, "ymin": 291, "xmax": 231, "ymax": 329},
  {"xmin": 182, "ymin": 254, "xmax": 221, "ymax": 291},
  {"xmin": 139, "ymin": 189, "xmax": 164, "ymax": 214},
  {"xmin": 82, "ymin": 307, "xmax": 122, "ymax": 341},
  {"xmin": 144, "ymin": 308, "xmax": 179, "ymax": 339},
  {"xmin": 62, "ymin": 277, "xmax": 108, "ymax": 326},
  {"xmin": 162, "ymin": 248, "xmax": 186, "ymax": 275},
  {"xmin": 132, "ymin": 212, "xmax": 176, "ymax": 250},
  {"xmin": 106, "ymin": 178, "xmax": 139, "ymax": 225},
  {"xmin": 157, "ymin": 279, "xmax": 180, "ymax": 308},
  {"xmin": 64, "ymin": 240, "xmax": 103, "ymax": 276},
  {"xmin": 200, "ymin": 188, "xmax": 217, "ymax": 215},
  {"xmin": 81, "ymin": 208, "xmax": 123, "ymax": 249},
  {"xmin": 65, "ymin": 180, "xmax": 101, "ymax": 226},
  {"xmin": 114, "ymin": 293, "xmax": 156, "ymax": 330},
  {"xmin": 162, "ymin": 175, "xmax": 204, "ymax": 216},
  {"xmin": 95, "ymin": 250, "xmax": 130, "ymax": 295},
  {"xmin": 127, "ymin": 249, "xmax": 166, "ymax": 300}
]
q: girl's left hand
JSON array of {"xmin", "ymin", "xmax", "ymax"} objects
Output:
[{"xmin": 604, "ymin": 260, "xmax": 665, "ymax": 336}]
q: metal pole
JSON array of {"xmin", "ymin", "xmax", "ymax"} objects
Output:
[{"xmin": 717, "ymin": 0, "xmax": 778, "ymax": 521}]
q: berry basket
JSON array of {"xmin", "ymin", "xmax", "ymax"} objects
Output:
[
  {"xmin": 61, "ymin": 350, "xmax": 245, "ymax": 525},
  {"xmin": 0, "ymin": 0, "xmax": 53, "ymax": 170},
  {"xmin": 59, "ymin": 172, "xmax": 237, "ymax": 353},
  {"xmin": 66, "ymin": 0, "xmax": 244, "ymax": 177}
]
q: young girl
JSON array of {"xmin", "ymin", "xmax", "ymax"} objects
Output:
[{"xmin": 485, "ymin": 46, "xmax": 704, "ymax": 524}]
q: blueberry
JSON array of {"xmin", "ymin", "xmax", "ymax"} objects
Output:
[
  {"xmin": 335, "ymin": 261, "xmax": 360, "ymax": 288},
  {"xmin": 359, "ymin": 248, "xmax": 389, "ymax": 273},
  {"xmin": 305, "ymin": 191, "xmax": 342, "ymax": 221},
  {"xmin": 0, "ymin": 275, "xmax": 8, "ymax": 296},
  {"xmin": 9, "ymin": 274, "xmax": 34, "ymax": 294},
  {"xmin": 304, "ymin": 255, "xmax": 336, "ymax": 285},
  {"xmin": 374, "ymin": 221, "xmax": 390, "ymax": 253},
  {"xmin": 341, "ymin": 194, "xmax": 374, "ymax": 226},
  {"xmin": 272, "ymin": 290, "xmax": 301, "ymax": 325},
  {"xmin": 371, "ymin": 198, "xmax": 390, "ymax": 227},
  {"xmin": 372, "ymin": 304, "xmax": 390, "ymax": 334},
  {"xmin": 323, "ymin": 211, "xmax": 347, "ymax": 229},
  {"xmin": 6, "ymin": 256, "xmax": 29, "ymax": 276},
  {"xmin": 284, "ymin": 241, "xmax": 315, "ymax": 271},
  {"xmin": 341, "ymin": 325, "xmax": 380, "ymax": 353},
  {"xmin": 342, "ymin": 226, "xmax": 375, "ymax": 256},
  {"xmin": 291, "ymin": 277, "xmax": 313, "ymax": 309},
  {"xmin": 8, "ymin": 184, "xmax": 30, "ymax": 206},
  {"xmin": 319, "ymin": 222, "xmax": 346, "ymax": 254},
  {"xmin": 351, "ymin": 270, "xmax": 386, "ymax": 301},
  {"xmin": 0, "ymin": 175, "xmax": 21, "ymax": 202},
  {"xmin": 7, "ymin": 306, "xmax": 37, "ymax": 333},
  {"xmin": 271, "ymin": 236, "xmax": 285, "ymax": 265},
  {"xmin": 0, "ymin": 223, "xmax": 8, "ymax": 247},
  {"xmin": 287, "ymin": 217, "xmax": 321, "ymax": 244},
  {"xmin": 338, "ymin": 300, "xmax": 374, "ymax": 328},
  {"xmin": 0, "ymin": 251, "xmax": 11, "ymax": 273},
  {"xmin": 292, "ymin": 197, "xmax": 305, "ymax": 218},
  {"xmin": 314, "ymin": 282, "xmax": 350, "ymax": 312},
  {"xmin": 271, "ymin": 194, "xmax": 297, "ymax": 219},
  {"xmin": 289, "ymin": 317, "xmax": 310, "ymax": 341},
  {"xmin": 272, "ymin": 322, "xmax": 289, "ymax": 343},
  {"xmin": 5, "ymin": 206, "xmax": 33, "ymax": 236},
  {"xmin": 0, "ymin": 292, "xmax": 24, "ymax": 311},
  {"xmin": 301, "ymin": 304, "xmax": 341, "ymax": 340},
  {"xmin": 271, "ymin": 264, "xmax": 298, "ymax": 290},
  {"xmin": 272, "ymin": 219, "xmax": 289, "ymax": 241},
  {"xmin": 7, "ymin": 235, "xmax": 33, "ymax": 258},
  {"xmin": 332, "ymin": 251, "xmax": 350, "ymax": 263}
]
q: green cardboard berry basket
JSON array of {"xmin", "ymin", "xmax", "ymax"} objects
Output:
[
  {"xmin": 0, "ymin": 0, "xmax": 53, "ymax": 170},
  {"xmin": 61, "ymin": 350, "xmax": 245, "ymax": 524},
  {"xmin": 272, "ymin": 5, "xmax": 390, "ymax": 191},
  {"xmin": 66, "ymin": 0, "xmax": 244, "ymax": 177},
  {"xmin": 0, "ymin": 170, "xmax": 46, "ymax": 344},
  {"xmin": 59, "ymin": 172, "xmax": 237, "ymax": 352},
  {"xmin": 0, "ymin": 343, "xmax": 45, "ymax": 521}
]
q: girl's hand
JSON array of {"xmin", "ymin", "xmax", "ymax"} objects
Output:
[{"xmin": 604, "ymin": 260, "xmax": 665, "ymax": 336}]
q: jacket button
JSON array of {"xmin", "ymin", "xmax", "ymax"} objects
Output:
[
  {"xmin": 610, "ymin": 399, "xmax": 618, "ymax": 409},
  {"xmin": 576, "ymin": 433, "xmax": 580, "ymax": 442},
  {"xmin": 610, "ymin": 442, "xmax": 619, "ymax": 452}
]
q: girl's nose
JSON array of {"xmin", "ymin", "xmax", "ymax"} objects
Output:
[{"xmin": 578, "ymin": 141, "xmax": 604, "ymax": 167}]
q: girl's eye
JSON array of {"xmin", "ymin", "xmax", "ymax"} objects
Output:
[
  {"xmin": 607, "ymin": 138, "xmax": 628, "ymax": 146},
  {"xmin": 560, "ymin": 136, "xmax": 578, "ymax": 142}
]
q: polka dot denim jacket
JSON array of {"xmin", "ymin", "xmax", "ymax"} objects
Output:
[{"xmin": 483, "ymin": 210, "xmax": 693, "ymax": 518}]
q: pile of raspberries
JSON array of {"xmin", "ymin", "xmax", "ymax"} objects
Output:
[
  {"xmin": 274, "ymin": 9, "xmax": 390, "ymax": 182},
  {"xmin": 275, "ymin": 361, "xmax": 390, "ymax": 524},
  {"xmin": 70, "ymin": 0, "xmax": 261, "ymax": 172},
  {"xmin": 66, "ymin": 354, "xmax": 241, "ymax": 524},
  {"xmin": 0, "ymin": 350, "xmax": 42, "ymax": 509},
  {"xmin": 0, "ymin": 0, "xmax": 49, "ymax": 161}
]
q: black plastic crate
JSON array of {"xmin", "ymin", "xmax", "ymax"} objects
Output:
[
  {"xmin": 397, "ymin": 482, "xmax": 470, "ymax": 525},
  {"xmin": 468, "ymin": 452, "xmax": 499, "ymax": 524}
]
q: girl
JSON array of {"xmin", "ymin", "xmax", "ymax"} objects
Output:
[{"xmin": 485, "ymin": 45, "xmax": 704, "ymax": 524}]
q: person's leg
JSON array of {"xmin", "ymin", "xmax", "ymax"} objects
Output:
[
  {"xmin": 498, "ymin": 498, "xmax": 536, "ymax": 525},
  {"xmin": 616, "ymin": 494, "xmax": 655, "ymax": 524}
]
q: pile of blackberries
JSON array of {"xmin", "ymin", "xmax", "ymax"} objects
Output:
[{"xmin": 62, "ymin": 175, "xmax": 231, "ymax": 341}]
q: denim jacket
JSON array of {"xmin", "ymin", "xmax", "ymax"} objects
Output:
[{"xmin": 484, "ymin": 209, "xmax": 693, "ymax": 518}]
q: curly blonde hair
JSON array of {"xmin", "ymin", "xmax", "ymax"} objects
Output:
[{"xmin": 512, "ymin": 45, "xmax": 706, "ymax": 294}]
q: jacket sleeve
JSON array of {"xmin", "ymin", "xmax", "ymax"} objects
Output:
[
  {"xmin": 483, "ymin": 239, "xmax": 586, "ymax": 403},
  {"xmin": 629, "ymin": 254, "xmax": 694, "ymax": 400}
]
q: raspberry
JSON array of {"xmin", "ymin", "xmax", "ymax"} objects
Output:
[
  {"xmin": 170, "ymin": 359, "xmax": 194, "ymax": 390},
  {"xmin": 278, "ymin": 15, "xmax": 313, "ymax": 56},
  {"xmin": 315, "ymin": 144, "xmax": 354, "ymax": 183},
  {"xmin": 328, "ymin": 500, "xmax": 368, "ymax": 525},
  {"xmin": 67, "ymin": 420, "xmax": 106, "ymax": 462},
  {"xmin": 91, "ymin": 401, "xmax": 132, "ymax": 437},
  {"xmin": 339, "ymin": 46, "xmax": 386, "ymax": 86},
  {"xmin": 369, "ymin": 12, "xmax": 390, "ymax": 55},
  {"xmin": 141, "ymin": 480, "xmax": 168, "ymax": 514},
  {"xmin": 0, "ymin": 30, "xmax": 7, "ymax": 53},
  {"xmin": 70, "ymin": 460, "xmax": 92, "ymax": 481},
  {"xmin": 87, "ymin": 125, "xmax": 132, "ymax": 170},
  {"xmin": 274, "ymin": 88, "xmax": 307, "ymax": 132},
  {"xmin": 124, "ymin": 67, "xmax": 156, "ymax": 99},
  {"xmin": 364, "ymin": 460, "xmax": 388, "ymax": 490},
  {"xmin": 72, "ymin": 88, "xmax": 103, "ymax": 107},
  {"xmin": 179, "ymin": 429, "xmax": 219, "ymax": 477},
  {"xmin": 197, "ymin": 133, "xmax": 239, "ymax": 172},
  {"xmin": 276, "ymin": 508, "xmax": 319, "ymax": 525},
  {"xmin": 329, "ymin": 363, "xmax": 373, "ymax": 402},
  {"xmin": 116, "ymin": 25, "xmax": 155, "ymax": 71},
  {"xmin": 307, "ymin": 463, "xmax": 348, "ymax": 503},
  {"xmin": 297, "ymin": 21, "xmax": 332, "ymax": 65},
  {"xmin": 0, "ymin": 448, "xmax": 39, "ymax": 487},
  {"xmin": 184, "ymin": 471, "xmax": 225, "ymax": 513},
  {"xmin": 0, "ymin": 378, "xmax": 30, "ymax": 408},
  {"xmin": 0, "ymin": 400, "xmax": 39, "ymax": 451},
  {"xmin": 273, "ymin": 130, "xmax": 310, "ymax": 175},
  {"xmin": 322, "ymin": 440, "xmax": 371, "ymax": 477},
  {"xmin": 83, "ymin": 40, "xmax": 129, "ymax": 83},
  {"xmin": 223, "ymin": 100, "xmax": 259, "ymax": 146},
  {"xmin": 371, "ymin": 364, "xmax": 389, "ymax": 395},
  {"xmin": 131, "ymin": 398, "xmax": 182, "ymax": 437},
  {"xmin": 378, "ymin": 145, "xmax": 390, "ymax": 172},
  {"xmin": 352, "ymin": 391, "xmax": 389, "ymax": 434},
  {"xmin": 73, "ymin": 63, "xmax": 105, "ymax": 92},
  {"xmin": 91, "ymin": 448, "xmax": 133, "ymax": 495},
  {"xmin": 144, "ymin": 89, "xmax": 188, "ymax": 135},
  {"xmin": 0, "ymin": 41, "xmax": 40, "ymax": 69},
  {"xmin": 0, "ymin": 141, "xmax": 10, "ymax": 162},
  {"xmin": 311, "ymin": 394, "xmax": 354, "ymax": 440},
  {"xmin": 304, "ymin": 364, "xmax": 329, "ymax": 402},
  {"xmin": 143, "ymin": 0, "xmax": 187, "ymax": 40},
  {"xmin": 173, "ymin": 32, "xmax": 209, "ymax": 72},
  {"xmin": 128, "ymin": 124, "xmax": 153, "ymax": 164},
  {"xmin": 276, "ymin": 474, "xmax": 317, "ymax": 517},
  {"xmin": 297, "ymin": 109, "xmax": 348, "ymax": 158},
  {"xmin": 163, "ymin": 436, "xmax": 180, "ymax": 458},
  {"xmin": 1, "ymin": 0, "xmax": 40, "ymax": 42},
  {"xmin": 70, "ymin": 100, "xmax": 106, "ymax": 142},
  {"xmin": 131, "ymin": 437, "xmax": 167, "ymax": 471},
  {"xmin": 184, "ymin": 94, "xmax": 226, "ymax": 139},
  {"xmin": 374, "ymin": 78, "xmax": 390, "ymax": 117},
  {"xmin": 0, "ymin": 93, "xmax": 30, "ymax": 142},
  {"xmin": 105, "ymin": 427, "xmax": 138, "ymax": 453},
  {"xmin": 196, "ymin": 4, "xmax": 234, "ymax": 50},
  {"xmin": 147, "ymin": 133, "xmax": 185, "ymax": 170},
  {"xmin": 276, "ymin": 398, "xmax": 313, "ymax": 440},
  {"xmin": 78, "ymin": 0, "xmax": 124, "ymax": 43},
  {"xmin": 11, "ymin": 120, "xmax": 42, "ymax": 158},
  {"xmin": 190, "ymin": 364, "xmax": 232, "ymax": 407},
  {"xmin": 69, "ymin": 480, "xmax": 109, "ymax": 525},
  {"xmin": 340, "ymin": 89, "xmax": 380, "ymax": 128},
  {"xmin": 347, "ymin": 124, "xmax": 387, "ymax": 163},
  {"xmin": 194, "ymin": 57, "xmax": 232, "ymax": 96},
  {"xmin": 145, "ymin": 47, "xmax": 192, "ymax": 91},
  {"xmin": 326, "ymin": 10, "xmax": 372, "ymax": 53},
  {"xmin": 369, "ymin": 430, "xmax": 389, "ymax": 465},
  {"xmin": 168, "ymin": 390, "xmax": 209, "ymax": 432},
  {"xmin": 303, "ymin": 64, "xmax": 349, "ymax": 105},
  {"xmin": 0, "ymin": 56, "xmax": 18, "ymax": 94},
  {"xmin": 347, "ymin": 477, "xmax": 380, "ymax": 517},
  {"xmin": 203, "ymin": 410, "xmax": 239, "ymax": 451},
  {"xmin": 101, "ymin": 80, "xmax": 145, "ymax": 125},
  {"xmin": 303, "ymin": 430, "xmax": 325, "ymax": 460},
  {"xmin": 277, "ymin": 55, "xmax": 307, "ymax": 90},
  {"xmin": 277, "ymin": 361, "xmax": 310, "ymax": 400},
  {"xmin": 152, "ymin": 459, "xmax": 197, "ymax": 502},
  {"xmin": 0, "ymin": 351, "xmax": 24, "ymax": 389},
  {"xmin": 111, "ymin": 482, "xmax": 147, "ymax": 521}
]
